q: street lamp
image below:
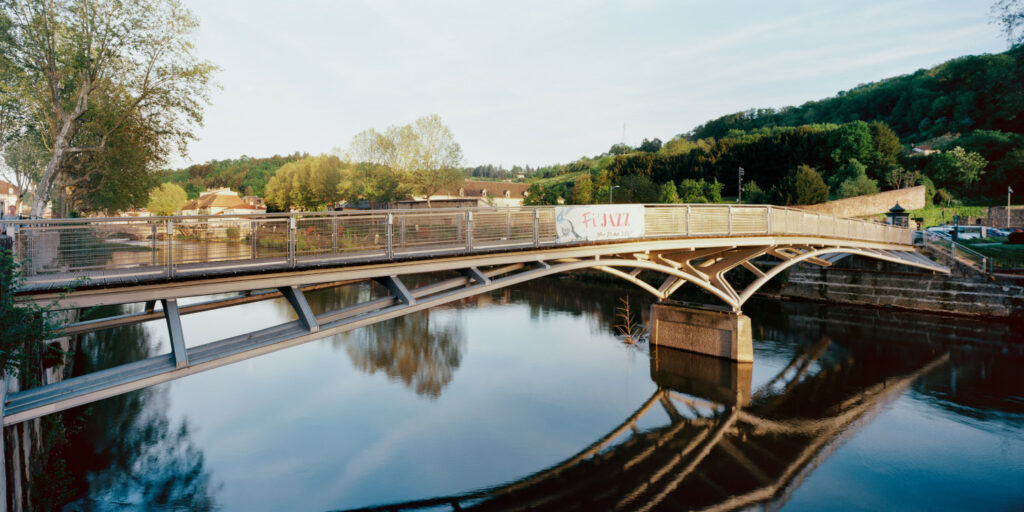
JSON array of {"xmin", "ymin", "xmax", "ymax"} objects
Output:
[
  {"xmin": 1009, "ymin": 186, "xmax": 1015, "ymax": 229},
  {"xmin": 610, "ymin": 185, "xmax": 620, "ymax": 204},
  {"xmin": 737, "ymin": 167, "xmax": 744, "ymax": 204}
]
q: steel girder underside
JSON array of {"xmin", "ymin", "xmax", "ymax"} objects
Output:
[{"xmin": 4, "ymin": 240, "xmax": 947, "ymax": 426}]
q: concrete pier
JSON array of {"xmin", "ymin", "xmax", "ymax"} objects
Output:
[{"xmin": 650, "ymin": 303, "xmax": 753, "ymax": 363}]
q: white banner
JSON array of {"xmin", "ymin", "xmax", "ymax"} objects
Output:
[{"xmin": 555, "ymin": 205, "xmax": 645, "ymax": 243}]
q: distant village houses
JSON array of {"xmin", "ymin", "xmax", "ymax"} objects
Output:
[
  {"xmin": 0, "ymin": 179, "xmax": 20, "ymax": 215},
  {"xmin": 400, "ymin": 180, "xmax": 531, "ymax": 209},
  {"xmin": 181, "ymin": 188, "xmax": 267, "ymax": 215}
]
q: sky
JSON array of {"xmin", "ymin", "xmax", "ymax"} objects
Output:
[{"xmin": 177, "ymin": 0, "xmax": 1008, "ymax": 170}]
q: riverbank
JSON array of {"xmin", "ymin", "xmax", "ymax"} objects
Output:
[{"xmin": 778, "ymin": 256, "xmax": 1024, "ymax": 319}]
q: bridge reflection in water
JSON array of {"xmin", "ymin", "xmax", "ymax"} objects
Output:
[{"xmin": 341, "ymin": 303, "xmax": 953, "ymax": 512}]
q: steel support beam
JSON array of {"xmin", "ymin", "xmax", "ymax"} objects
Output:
[
  {"xmin": 375, "ymin": 275, "xmax": 415, "ymax": 305},
  {"xmin": 161, "ymin": 299, "xmax": 188, "ymax": 368},
  {"xmin": 279, "ymin": 285, "xmax": 318, "ymax": 333}
]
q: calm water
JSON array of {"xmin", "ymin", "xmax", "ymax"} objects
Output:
[{"xmin": 35, "ymin": 277, "xmax": 1024, "ymax": 511}]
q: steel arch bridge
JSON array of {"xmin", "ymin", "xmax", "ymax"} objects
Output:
[{"xmin": 2, "ymin": 205, "xmax": 946, "ymax": 426}]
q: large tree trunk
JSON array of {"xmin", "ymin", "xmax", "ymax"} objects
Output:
[{"xmin": 30, "ymin": 120, "xmax": 75, "ymax": 219}]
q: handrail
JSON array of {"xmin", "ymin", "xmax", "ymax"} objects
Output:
[
  {"xmin": 922, "ymin": 231, "xmax": 990, "ymax": 274},
  {"xmin": 0, "ymin": 203, "xmax": 914, "ymax": 287}
]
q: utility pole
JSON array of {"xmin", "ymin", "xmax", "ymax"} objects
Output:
[
  {"xmin": 737, "ymin": 167, "xmax": 744, "ymax": 204},
  {"xmin": 610, "ymin": 185, "xmax": 620, "ymax": 204},
  {"xmin": 1009, "ymin": 186, "xmax": 1014, "ymax": 229}
]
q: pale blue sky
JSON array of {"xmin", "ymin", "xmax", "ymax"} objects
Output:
[{"xmin": 179, "ymin": 0, "xmax": 1007, "ymax": 169}]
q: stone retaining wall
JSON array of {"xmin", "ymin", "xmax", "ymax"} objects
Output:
[
  {"xmin": 800, "ymin": 186, "xmax": 925, "ymax": 218},
  {"xmin": 780, "ymin": 259, "xmax": 1024, "ymax": 318}
]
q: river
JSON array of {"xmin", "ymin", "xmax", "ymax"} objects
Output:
[{"xmin": 20, "ymin": 276, "xmax": 1024, "ymax": 511}]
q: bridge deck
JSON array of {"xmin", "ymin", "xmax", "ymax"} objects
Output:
[{"xmin": 4, "ymin": 204, "xmax": 915, "ymax": 295}]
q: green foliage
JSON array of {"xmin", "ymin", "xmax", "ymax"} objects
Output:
[
  {"xmin": 916, "ymin": 174, "xmax": 937, "ymax": 205},
  {"xmin": 830, "ymin": 121, "xmax": 873, "ymax": 166},
  {"xmin": 265, "ymin": 155, "xmax": 347, "ymax": 211},
  {"xmin": 614, "ymin": 174, "xmax": 659, "ymax": 203},
  {"xmin": 571, "ymin": 174, "xmax": 594, "ymax": 204},
  {"xmin": 992, "ymin": 0, "xmax": 1024, "ymax": 48},
  {"xmin": 1, "ymin": 0, "xmax": 217, "ymax": 217},
  {"xmin": 658, "ymin": 180, "xmax": 680, "ymax": 203},
  {"xmin": 925, "ymin": 146, "xmax": 988, "ymax": 195},
  {"xmin": 693, "ymin": 48, "xmax": 1024, "ymax": 141},
  {"xmin": 837, "ymin": 174, "xmax": 880, "ymax": 199},
  {"xmin": 146, "ymin": 183, "xmax": 188, "ymax": 216},
  {"xmin": 638, "ymin": 138, "xmax": 663, "ymax": 153},
  {"xmin": 866, "ymin": 121, "xmax": 903, "ymax": 175},
  {"xmin": 164, "ymin": 154, "xmax": 307, "ymax": 199},
  {"xmin": 742, "ymin": 181, "xmax": 768, "ymax": 204},
  {"xmin": 0, "ymin": 246, "xmax": 66, "ymax": 381},
  {"xmin": 677, "ymin": 178, "xmax": 723, "ymax": 203},
  {"xmin": 906, "ymin": 205, "xmax": 988, "ymax": 228},
  {"xmin": 776, "ymin": 165, "xmax": 829, "ymax": 205},
  {"xmin": 659, "ymin": 137, "xmax": 694, "ymax": 156}
]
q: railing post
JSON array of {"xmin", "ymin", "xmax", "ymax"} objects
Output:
[
  {"xmin": 166, "ymin": 220, "xmax": 174, "ymax": 277},
  {"xmin": 466, "ymin": 210, "xmax": 473, "ymax": 252},
  {"xmin": 288, "ymin": 215, "xmax": 296, "ymax": 268},
  {"xmin": 817, "ymin": 213, "xmax": 822, "ymax": 236},
  {"xmin": 386, "ymin": 213, "xmax": 394, "ymax": 259},
  {"xmin": 727, "ymin": 205, "xmax": 733, "ymax": 235},
  {"xmin": 331, "ymin": 216, "xmax": 338, "ymax": 254},
  {"xmin": 505, "ymin": 207, "xmax": 511, "ymax": 241},
  {"xmin": 250, "ymin": 219, "xmax": 257, "ymax": 260},
  {"xmin": 533, "ymin": 208, "xmax": 540, "ymax": 247},
  {"xmin": 766, "ymin": 206, "xmax": 772, "ymax": 235},
  {"xmin": 685, "ymin": 205, "xmax": 691, "ymax": 236},
  {"xmin": 400, "ymin": 215, "xmax": 406, "ymax": 249},
  {"xmin": 151, "ymin": 224, "xmax": 157, "ymax": 268}
]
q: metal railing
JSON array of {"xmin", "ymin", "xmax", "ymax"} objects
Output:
[
  {"xmin": 0, "ymin": 204, "xmax": 912, "ymax": 287},
  {"xmin": 922, "ymin": 231, "xmax": 991, "ymax": 274}
]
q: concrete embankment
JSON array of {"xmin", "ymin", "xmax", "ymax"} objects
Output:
[{"xmin": 779, "ymin": 256, "xmax": 1024, "ymax": 318}]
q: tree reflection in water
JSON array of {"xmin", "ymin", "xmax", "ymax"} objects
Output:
[{"xmin": 55, "ymin": 305, "xmax": 220, "ymax": 511}]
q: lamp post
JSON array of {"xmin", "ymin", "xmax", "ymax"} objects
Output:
[
  {"xmin": 610, "ymin": 185, "xmax": 620, "ymax": 204},
  {"xmin": 737, "ymin": 167, "xmax": 744, "ymax": 204},
  {"xmin": 1009, "ymin": 186, "xmax": 1014, "ymax": 229}
]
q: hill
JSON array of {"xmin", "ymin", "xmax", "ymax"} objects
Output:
[
  {"xmin": 690, "ymin": 47, "xmax": 1024, "ymax": 143},
  {"xmin": 163, "ymin": 153, "xmax": 308, "ymax": 199}
]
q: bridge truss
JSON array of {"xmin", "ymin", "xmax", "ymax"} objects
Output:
[{"xmin": 3, "ymin": 205, "xmax": 947, "ymax": 426}]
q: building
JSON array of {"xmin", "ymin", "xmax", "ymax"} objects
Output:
[
  {"xmin": 0, "ymin": 179, "xmax": 19, "ymax": 215},
  {"xmin": 414, "ymin": 180, "xmax": 531, "ymax": 207},
  {"xmin": 181, "ymin": 188, "xmax": 267, "ymax": 215}
]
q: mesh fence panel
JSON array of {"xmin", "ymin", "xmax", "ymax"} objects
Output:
[{"xmin": 731, "ymin": 207, "xmax": 766, "ymax": 234}]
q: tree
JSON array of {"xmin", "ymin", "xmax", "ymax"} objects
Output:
[
  {"xmin": 865, "ymin": 121, "xmax": 903, "ymax": 175},
  {"xmin": 1, "ymin": 132, "xmax": 48, "ymax": 209},
  {"xmin": 265, "ymin": 156, "xmax": 346, "ymax": 211},
  {"xmin": 926, "ymin": 146, "xmax": 988, "ymax": 194},
  {"xmin": 608, "ymin": 143, "xmax": 631, "ymax": 156},
  {"xmin": 146, "ymin": 182, "xmax": 187, "ymax": 216},
  {"xmin": 571, "ymin": 173, "xmax": 593, "ymax": 204},
  {"xmin": 828, "ymin": 159, "xmax": 868, "ymax": 190},
  {"xmin": 1, "ymin": 0, "xmax": 217, "ymax": 218},
  {"xmin": 638, "ymin": 138, "xmax": 663, "ymax": 153},
  {"xmin": 829, "ymin": 121, "xmax": 873, "ymax": 166},
  {"xmin": 992, "ymin": 0, "xmax": 1024, "ymax": 48},
  {"xmin": 741, "ymin": 181, "xmax": 768, "ymax": 204},
  {"xmin": 615, "ymin": 174, "xmax": 658, "ymax": 203},
  {"xmin": 677, "ymin": 179, "xmax": 706, "ymax": 203},
  {"xmin": 776, "ymin": 165, "xmax": 829, "ymax": 205},
  {"xmin": 347, "ymin": 114, "xmax": 463, "ymax": 206},
  {"xmin": 658, "ymin": 180, "xmax": 679, "ymax": 203},
  {"xmin": 836, "ymin": 174, "xmax": 880, "ymax": 198}
]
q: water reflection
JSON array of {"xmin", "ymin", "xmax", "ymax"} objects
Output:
[
  {"xmin": 41, "ymin": 305, "xmax": 221, "ymax": 511},
  {"xmin": 20, "ymin": 277, "xmax": 1023, "ymax": 511}
]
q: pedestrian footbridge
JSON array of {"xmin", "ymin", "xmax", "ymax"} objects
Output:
[{"xmin": 1, "ymin": 204, "xmax": 947, "ymax": 426}]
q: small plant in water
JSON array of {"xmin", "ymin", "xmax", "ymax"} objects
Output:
[{"xmin": 615, "ymin": 296, "xmax": 646, "ymax": 345}]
